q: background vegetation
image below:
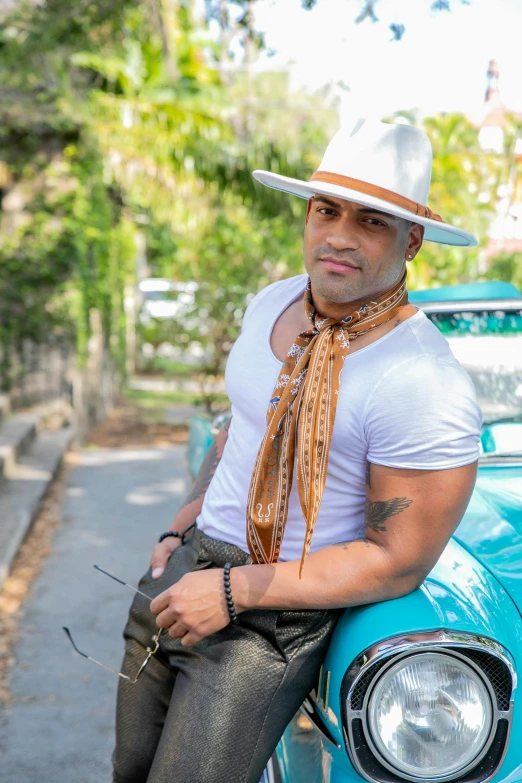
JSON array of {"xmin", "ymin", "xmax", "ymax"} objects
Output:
[{"xmin": 0, "ymin": 0, "xmax": 520, "ymax": 407}]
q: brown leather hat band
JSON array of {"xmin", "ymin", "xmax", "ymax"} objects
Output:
[{"xmin": 309, "ymin": 171, "xmax": 444, "ymax": 224}]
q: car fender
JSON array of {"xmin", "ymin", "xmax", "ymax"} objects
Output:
[{"xmin": 276, "ymin": 536, "xmax": 521, "ymax": 783}]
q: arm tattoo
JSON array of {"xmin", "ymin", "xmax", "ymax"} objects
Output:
[
  {"xmin": 182, "ymin": 440, "xmax": 221, "ymax": 508},
  {"xmin": 365, "ymin": 497, "xmax": 413, "ymax": 533},
  {"xmin": 333, "ymin": 537, "xmax": 371, "ymax": 550},
  {"xmin": 365, "ymin": 460, "xmax": 371, "ymax": 489}
]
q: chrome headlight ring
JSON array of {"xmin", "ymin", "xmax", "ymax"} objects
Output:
[
  {"xmin": 363, "ymin": 649, "xmax": 496, "ymax": 779},
  {"xmin": 342, "ymin": 631, "xmax": 515, "ymax": 783}
]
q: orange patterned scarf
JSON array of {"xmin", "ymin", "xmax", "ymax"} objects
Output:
[{"xmin": 246, "ymin": 272, "xmax": 408, "ymax": 576}]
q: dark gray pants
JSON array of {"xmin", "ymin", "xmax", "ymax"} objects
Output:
[{"xmin": 112, "ymin": 526, "xmax": 339, "ymax": 783}]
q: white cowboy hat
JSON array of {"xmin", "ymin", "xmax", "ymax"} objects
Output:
[{"xmin": 253, "ymin": 118, "xmax": 478, "ymax": 247}]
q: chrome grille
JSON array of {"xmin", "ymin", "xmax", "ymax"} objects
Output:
[
  {"xmin": 456, "ymin": 648, "xmax": 512, "ymax": 711},
  {"xmin": 349, "ymin": 659, "xmax": 388, "ymax": 710}
]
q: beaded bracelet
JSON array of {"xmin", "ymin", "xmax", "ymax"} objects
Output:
[
  {"xmin": 223, "ymin": 562, "xmax": 238, "ymax": 624},
  {"xmin": 158, "ymin": 521, "xmax": 197, "ymax": 545},
  {"xmin": 158, "ymin": 530, "xmax": 180, "ymax": 543}
]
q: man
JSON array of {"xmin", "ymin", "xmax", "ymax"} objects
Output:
[{"xmin": 112, "ymin": 118, "xmax": 481, "ymax": 783}]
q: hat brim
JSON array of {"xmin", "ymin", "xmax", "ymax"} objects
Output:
[{"xmin": 253, "ymin": 170, "xmax": 478, "ymax": 247}]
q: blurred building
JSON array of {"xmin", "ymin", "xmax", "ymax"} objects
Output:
[
  {"xmin": 478, "ymin": 59, "xmax": 522, "ymax": 258},
  {"xmin": 138, "ymin": 278, "xmax": 198, "ymax": 322}
]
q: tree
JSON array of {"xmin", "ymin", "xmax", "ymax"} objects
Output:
[
  {"xmin": 0, "ymin": 0, "xmax": 336, "ymax": 397},
  {"xmin": 137, "ymin": 64, "xmax": 337, "ymax": 405},
  {"xmin": 382, "ymin": 112, "xmax": 494, "ymax": 289},
  {"xmin": 486, "ymin": 252, "xmax": 522, "ymax": 292},
  {"xmin": 300, "ymin": 0, "xmax": 471, "ymax": 39},
  {"xmin": 0, "ymin": 0, "xmax": 142, "ymax": 386}
]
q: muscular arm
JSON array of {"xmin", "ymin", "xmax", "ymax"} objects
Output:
[{"xmin": 231, "ymin": 459, "xmax": 477, "ymax": 611}]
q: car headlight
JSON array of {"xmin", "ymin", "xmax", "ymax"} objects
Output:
[{"xmin": 367, "ymin": 652, "xmax": 493, "ymax": 777}]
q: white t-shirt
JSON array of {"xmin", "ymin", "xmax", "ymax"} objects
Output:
[{"xmin": 197, "ymin": 274, "xmax": 482, "ymax": 560}]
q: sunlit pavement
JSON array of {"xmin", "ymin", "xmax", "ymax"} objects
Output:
[{"xmin": 0, "ymin": 444, "xmax": 189, "ymax": 782}]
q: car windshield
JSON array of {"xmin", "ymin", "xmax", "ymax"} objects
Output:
[{"xmin": 426, "ymin": 305, "xmax": 522, "ymax": 457}]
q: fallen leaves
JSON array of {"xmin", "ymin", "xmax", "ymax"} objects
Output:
[{"xmin": 0, "ymin": 466, "xmax": 69, "ymax": 704}]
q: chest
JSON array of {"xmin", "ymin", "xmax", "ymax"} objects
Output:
[
  {"xmin": 226, "ymin": 293, "xmax": 377, "ymax": 453},
  {"xmin": 226, "ymin": 316, "xmax": 373, "ymax": 460},
  {"xmin": 269, "ymin": 300, "xmax": 309, "ymax": 362}
]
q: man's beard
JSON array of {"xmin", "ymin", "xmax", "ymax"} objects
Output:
[
  {"xmin": 308, "ymin": 246, "xmax": 368, "ymax": 305},
  {"xmin": 311, "ymin": 275, "xmax": 365, "ymax": 304}
]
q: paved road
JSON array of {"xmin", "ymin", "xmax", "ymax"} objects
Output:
[{"xmin": 0, "ymin": 444, "xmax": 189, "ymax": 782}]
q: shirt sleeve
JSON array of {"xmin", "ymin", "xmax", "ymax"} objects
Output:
[
  {"xmin": 364, "ymin": 355, "xmax": 482, "ymax": 470},
  {"xmin": 240, "ymin": 281, "xmax": 280, "ymax": 333}
]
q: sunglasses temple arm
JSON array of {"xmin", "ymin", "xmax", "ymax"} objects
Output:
[
  {"xmin": 62, "ymin": 627, "xmax": 131, "ymax": 681},
  {"xmin": 93, "ymin": 565, "xmax": 152, "ymax": 601},
  {"xmin": 84, "ymin": 656, "xmax": 131, "ymax": 681}
]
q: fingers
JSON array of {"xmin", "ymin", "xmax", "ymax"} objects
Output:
[
  {"xmin": 180, "ymin": 631, "xmax": 202, "ymax": 647},
  {"xmin": 150, "ymin": 539, "xmax": 179, "ymax": 579},
  {"xmin": 152, "ymin": 600, "xmax": 213, "ymax": 647},
  {"xmin": 160, "ymin": 616, "xmax": 203, "ymax": 647},
  {"xmin": 150, "ymin": 591, "xmax": 172, "ymax": 617},
  {"xmin": 168, "ymin": 619, "xmax": 204, "ymax": 647},
  {"xmin": 168, "ymin": 620, "xmax": 190, "ymax": 640}
]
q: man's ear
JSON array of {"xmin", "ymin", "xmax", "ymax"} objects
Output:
[
  {"xmin": 405, "ymin": 222, "xmax": 424, "ymax": 261},
  {"xmin": 305, "ymin": 198, "xmax": 313, "ymax": 224}
]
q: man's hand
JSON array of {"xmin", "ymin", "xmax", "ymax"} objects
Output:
[
  {"xmin": 150, "ymin": 570, "xmax": 231, "ymax": 646},
  {"xmin": 151, "ymin": 537, "xmax": 182, "ymax": 579}
]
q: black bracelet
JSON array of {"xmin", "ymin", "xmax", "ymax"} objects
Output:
[
  {"xmin": 158, "ymin": 531, "xmax": 180, "ymax": 543},
  {"xmin": 223, "ymin": 562, "xmax": 238, "ymax": 624},
  {"xmin": 158, "ymin": 521, "xmax": 197, "ymax": 545}
]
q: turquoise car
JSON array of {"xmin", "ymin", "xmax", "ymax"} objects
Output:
[{"xmin": 188, "ymin": 281, "xmax": 522, "ymax": 783}]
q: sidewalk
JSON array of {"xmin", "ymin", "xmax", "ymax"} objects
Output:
[
  {"xmin": 0, "ymin": 442, "xmax": 190, "ymax": 782},
  {"xmin": 128, "ymin": 376, "xmax": 225, "ymax": 393}
]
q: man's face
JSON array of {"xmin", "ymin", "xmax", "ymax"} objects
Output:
[{"xmin": 303, "ymin": 194, "xmax": 422, "ymax": 305}]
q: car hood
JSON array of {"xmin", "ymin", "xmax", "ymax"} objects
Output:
[{"xmin": 453, "ymin": 463, "xmax": 522, "ymax": 614}]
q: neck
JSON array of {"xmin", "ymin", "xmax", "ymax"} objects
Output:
[
  {"xmin": 311, "ymin": 292, "xmax": 371, "ymax": 321},
  {"xmin": 310, "ymin": 271, "xmax": 407, "ymax": 321}
]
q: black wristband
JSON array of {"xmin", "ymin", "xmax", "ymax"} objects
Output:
[
  {"xmin": 223, "ymin": 562, "xmax": 238, "ymax": 624},
  {"xmin": 158, "ymin": 521, "xmax": 197, "ymax": 545},
  {"xmin": 158, "ymin": 531, "xmax": 180, "ymax": 543}
]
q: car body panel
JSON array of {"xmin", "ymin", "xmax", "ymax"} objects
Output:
[
  {"xmin": 455, "ymin": 464, "xmax": 522, "ymax": 614},
  {"xmin": 298, "ymin": 537, "xmax": 520, "ymax": 744},
  {"xmin": 187, "ymin": 414, "xmax": 215, "ymax": 479},
  {"xmin": 408, "ymin": 281, "xmax": 522, "ymax": 303},
  {"xmin": 275, "ymin": 535, "xmax": 521, "ymax": 782}
]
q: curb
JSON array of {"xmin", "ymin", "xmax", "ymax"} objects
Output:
[{"xmin": 0, "ymin": 422, "xmax": 75, "ymax": 590}]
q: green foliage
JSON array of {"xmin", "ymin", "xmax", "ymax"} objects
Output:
[
  {"xmin": 140, "ymin": 203, "xmax": 307, "ymax": 382},
  {"xmin": 0, "ymin": 0, "xmax": 335, "ymax": 397},
  {"xmin": 2, "ymin": 0, "xmax": 517, "ymax": 408},
  {"xmin": 0, "ymin": 133, "xmax": 136, "ymax": 381},
  {"xmin": 387, "ymin": 113, "xmax": 495, "ymax": 289},
  {"xmin": 485, "ymin": 252, "xmax": 522, "ymax": 291},
  {"xmin": 0, "ymin": 0, "xmax": 142, "ymax": 388},
  {"xmin": 300, "ymin": 0, "xmax": 472, "ymax": 37}
]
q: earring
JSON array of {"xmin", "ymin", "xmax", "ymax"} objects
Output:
[{"xmin": 408, "ymin": 254, "xmax": 413, "ymax": 259}]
